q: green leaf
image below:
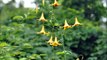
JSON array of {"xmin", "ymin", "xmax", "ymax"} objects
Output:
[{"xmin": 13, "ymin": 16, "xmax": 24, "ymax": 20}]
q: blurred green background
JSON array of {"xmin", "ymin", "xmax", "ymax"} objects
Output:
[{"xmin": 0, "ymin": 0, "xmax": 107, "ymax": 60}]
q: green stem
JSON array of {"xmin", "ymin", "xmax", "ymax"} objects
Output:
[
  {"xmin": 52, "ymin": 46, "xmax": 56, "ymax": 60},
  {"xmin": 62, "ymin": 30, "xmax": 66, "ymax": 60}
]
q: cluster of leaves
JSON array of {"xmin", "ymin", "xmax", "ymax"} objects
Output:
[
  {"xmin": 62, "ymin": 0, "xmax": 107, "ymax": 21},
  {"xmin": 0, "ymin": 0, "xmax": 107, "ymax": 60}
]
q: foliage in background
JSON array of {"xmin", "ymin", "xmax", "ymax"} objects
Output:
[
  {"xmin": 0, "ymin": 0, "xmax": 107, "ymax": 60},
  {"xmin": 62, "ymin": 0, "xmax": 107, "ymax": 21}
]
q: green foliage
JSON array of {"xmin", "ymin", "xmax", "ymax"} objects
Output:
[
  {"xmin": 0, "ymin": 0, "xmax": 107, "ymax": 60},
  {"xmin": 62, "ymin": 0, "xmax": 107, "ymax": 21}
]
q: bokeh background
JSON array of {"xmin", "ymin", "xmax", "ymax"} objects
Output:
[{"xmin": 0, "ymin": 0, "xmax": 107, "ymax": 60}]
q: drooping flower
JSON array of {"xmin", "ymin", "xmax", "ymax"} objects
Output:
[
  {"xmin": 73, "ymin": 17, "xmax": 81, "ymax": 26},
  {"xmin": 47, "ymin": 36, "xmax": 53, "ymax": 45},
  {"xmin": 76, "ymin": 58, "xmax": 80, "ymax": 60},
  {"xmin": 36, "ymin": 4, "xmax": 38, "ymax": 14},
  {"xmin": 63, "ymin": 20, "xmax": 71, "ymax": 30},
  {"xmin": 37, "ymin": 25, "xmax": 48, "ymax": 35},
  {"xmin": 52, "ymin": 0, "xmax": 60, "ymax": 7},
  {"xmin": 39, "ymin": 13, "xmax": 47, "ymax": 22},
  {"xmin": 51, "ymin": 37, "xmax": 61, "ymax": 46},
  {"xmin": 42, "ymin": 0, "xmax": 45, "ymax": 6}
]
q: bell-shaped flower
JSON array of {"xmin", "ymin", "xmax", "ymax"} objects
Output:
[
  {"xmin": 39, "ymin": 13, "xmax": 47, "ymax": 22},
  {"xmin": 51, "ymin": 37, "xmax": 61, "ymax": 46},
  {"xmin": 52, "ymin": 0, "xmax": 60, "ymax": 7},
  {"xmin": 76, "ymin": 58, "xmax": 80, "ymax": 60},
  {"xmin": 73, "ymin": 17, "xmax": 81, "ymax": 26},
  {"xmin": 36, "ymin": 4, "xmax": 38, "ymax": 14},
  {"xmin": 42, "ymin": 0, "xmax": 45, "ymax": 6},
  {"xmin": 63, "ymin": 20, "xmax": 71, "ymax": 30},
  {"xmin": 47, "ymin": 36, "xmax": 53, "ymax": 45},
  {"xmin": 37, "ymin": 25, "xmax": 49, "ymax": 35}
]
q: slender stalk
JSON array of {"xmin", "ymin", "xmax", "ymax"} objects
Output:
[
  {"xmin": 62, "ymin": 30, "xmax": 66, "ymax": 60},
  {"xmin": 52, "ymin": 46, "xmax": 56, "ymax": 60}
]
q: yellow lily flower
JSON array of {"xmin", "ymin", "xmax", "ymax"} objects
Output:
[
  {"xmin": 73, "ymin": 17, "xmax": 81, "ymax": 26},
  {"xmin": 42, "ymin": 0, "xmax": 45, "ymax": 6},
  {"xmin": 47, "ymin": 36, "xmax": 53, "ymax": 45},
  {"xmin": 52, "ymin": 0, "xmax": 60, "ymax": 7},
  {"xmin": 36, "ymin": 4, "xmax": 38, "ymax": 14},
  {"xmin": 76, "ymin": 58, "xmax": 80, "ymax": 60},
  {"xmin": 39, "ymin": 13, "xmax": 47, "ymax": 22},
  {"xmin": 52, "ymin": 37, "xmax": 61, "ymax": 46},
  {"xmin": 37, "ymin": 25, "xmax": 48, "ymax": 35},
  {"xmin": 63, "ymin": 20, "xmax": 71, "ymax": 30}
]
